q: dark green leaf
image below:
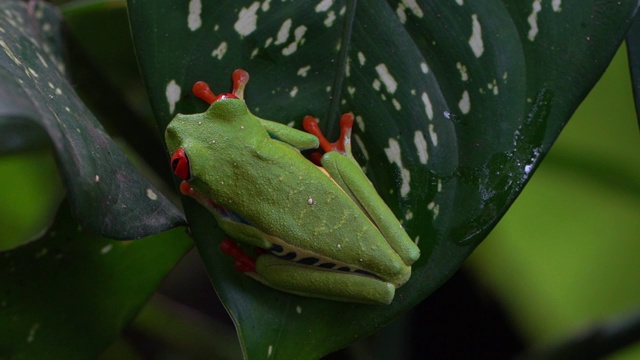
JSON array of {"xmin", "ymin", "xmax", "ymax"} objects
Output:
[
  {"xmin": 0, "ymin": 0, "xmax": 184, "ymax": 238},
  {"xmin": 61, "ymin": 0, "xmax": 171, "ymax": 180},
  {"xmin": 128, "ymin": 0, "xmax": 638, "ymax": 357},
  {"xmin": 0, "ymin": 202, "xmax": 191, "ymax": 358}
]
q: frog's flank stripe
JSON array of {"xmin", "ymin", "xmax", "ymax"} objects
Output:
[
  {"xmin": 317, "ymin": 262, "xmax": 336, "ymax": 269},
  {"xmin": 269, "ymin": 244, "xmax": 381, "ymax": 280},
  {"xmin": 280, "ymin": 252, "xmax": 297, "ymax": 260},
  {"xmin": 214, "ymin": 205, "xmax": 251, "ymax": 225},
  {"xmin": 298, "ymin": 257, "xmax": 320, "ymax": 265},
  {"xmin": 354, "ymin": 269, "xmax": 377, "ymax": 278}
]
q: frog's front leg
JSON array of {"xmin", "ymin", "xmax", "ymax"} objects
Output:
[
  {"xmin": 258, "ymin": 118, "xmax": 319, "ymax": 151},
  {"xmin": 178, "ymin": 180, "xmax": 272, "ymax": 249},
  {"xmin": 221, "ymin": 241, "xmax": 396, "ymax": 305}
]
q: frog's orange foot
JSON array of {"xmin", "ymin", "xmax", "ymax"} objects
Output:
[
  {"xmin": 220, "ymin": 239, "xmax": 256, "ymax": 272},
  {"xmin": 192, "ymin": 69, "xmax": 250, "ymax": 104},
  {"xmin": 302, "ymin": 113, "xmax": 354, "ymax": 154}
]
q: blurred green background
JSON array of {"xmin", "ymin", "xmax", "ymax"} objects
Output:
[{"xmin": 468, "ymin": 45, "xmax": 640, "ymax": 357}]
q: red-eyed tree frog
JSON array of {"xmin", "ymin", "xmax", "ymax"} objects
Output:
[{"xmin": 165, "ymin": 69, "xmax": 420, "ymax": 305}]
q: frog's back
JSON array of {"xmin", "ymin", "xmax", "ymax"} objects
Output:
[{"xmin": 221, "ymin": 137, "xmax": 410, "ymax": 284}]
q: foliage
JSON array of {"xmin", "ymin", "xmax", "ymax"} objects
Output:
[{"xmin": 0, "ymin": 0, "xmax": 638, "ymax": 358}]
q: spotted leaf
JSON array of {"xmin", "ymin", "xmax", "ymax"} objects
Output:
[{"xmin": 128, "ymin": 0, "xmax": 639, "ymax": 358}]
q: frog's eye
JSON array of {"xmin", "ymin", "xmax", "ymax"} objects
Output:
[{"xmin": 171, "ymin": 148, "xmax": 191, "ymax": 180}]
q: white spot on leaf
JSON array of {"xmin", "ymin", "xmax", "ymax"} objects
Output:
[
  {"xmin": 146, "ymin": 188, "xmax": 158, "ymax": 200},
  {"xmin": 487, "ymin": 79, "xmax": 499, "ymax": 95},
  {"xmin": 297, "ymin": 65, "xmax": 311, "ymax": 77},
  {"xmin": 28, "ymin": 67, "xmax": 38, "ymax": 78},
  {"xmin": 36, "ymin": 52, "xmax": 48, "ymax": 68},
  {"xmin": 324, "ymin": 11, "xmax": 337, "ymax": 27},
  {"xmin": 428, "ymin": 124, "xmax": 438, "ymax": 146},
  {"xmin": 282, "ymin": 26, "xmax": 307, "ymax": 56},
  {"xmin": 456, "ymin": 62, "xmax": 468, "ymax": 81},
  {"xmin": 0, "ymin": 39, "xmax": 22, "ymax": 65},
  {"xmin": 401, "ymin": 0, "xmax": 423, "ymax": 18},
  {"xmin": 166, "ymin": 80, "xmax": 181, "ymax": 114},
  {"xmin": 212, "ymin": 41, "xmax": 227, "ymax": 59},
  {"xmin": 234, "ymin": 2, "xmax": 260, "ymax": 37},
  {"xmin": 458, "ymin": 90, "xmax": 470, "ymax": 114},
  {"xmin": 384, "ymin": 139, "xmax": 411, "ymax": 197},
  {"xmin": 468, "ymin": 14, "xmax": 484, "ymax": 58},
  {"xmin": 375, "ymin": 64, "xmax": 397, "ymax": 94},
  {"xmin": 428, "ymin": 201, "xmax": 440, "ymax": 218},
  {"xmin": 421, "ymin": 92, "xmax": 433, "ymax": 120},
  {"xmin": 357, "ymin": 52, "xmax": 366, "ymax": 66},
  {"xmin": 405, "ymin": 210, "xmax": 413, "ymax": 220},
  {"xmin": 372, "ymin": 79, "xmax": 381, "ymax": 91},
  {"xmin": 187, "ymin": 0, "xmax": 202, "ymax": 31},
  {"xmin": 528, "ymin": 0, "xmax": 542, "ymax": 41},
  {"xmin": 315, "ymin": 0, "xmax": 333, "ymax": 12},
  {"xmin": 396, "ymin": 3, "xmax": 407, "ymax": 24},
  {"xmin": 275, "ymin": 18, "xmax": 292, "ymax": 45},
  {"xmin": 414, "ymin": 130, "xmax": 428, "ymax": 164}
]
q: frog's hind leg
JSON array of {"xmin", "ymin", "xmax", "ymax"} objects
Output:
[
  {"xmin": 254, "ymin": 254, "xmax": 395, "ymax": 305},
  {"xmin": 220, "ymin": 234, "xmax": 396, "ymax": 304}
]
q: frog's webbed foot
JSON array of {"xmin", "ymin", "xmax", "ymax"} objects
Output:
[
  {"xmin": 302, "ymin": 113, "xmax": 354, "ymax": 157},
  {"xmin": 192, "ymin": 69, "xmax": 250, "ymax": 104},
  {"xmin": 220, "ymin": 239, "xmax": 256, "ymax": 272}
]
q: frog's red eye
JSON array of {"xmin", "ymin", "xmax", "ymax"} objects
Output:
[{"xmin": 171, "ymin": 148, "xmax": 191, "ymax": 180}]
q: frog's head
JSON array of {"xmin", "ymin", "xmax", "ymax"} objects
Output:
[{"xmin": 164, "ymin": 69, "xmax": 260, "ymax": 194}]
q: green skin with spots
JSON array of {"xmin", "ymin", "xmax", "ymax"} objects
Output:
[{"xmin": 165, "ymin": 98, "xmax": 420, "ymax": 305}]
